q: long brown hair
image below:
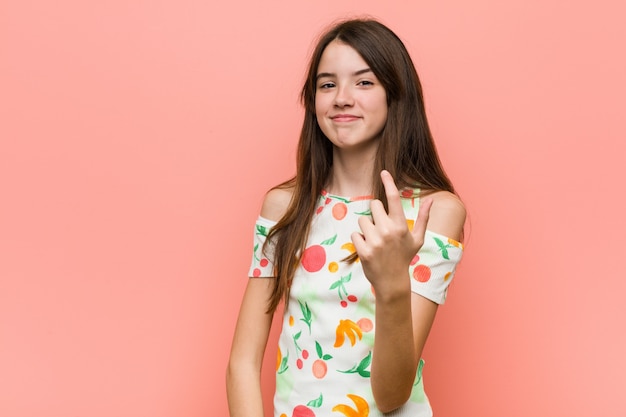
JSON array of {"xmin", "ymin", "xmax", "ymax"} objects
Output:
[{"xmin": 264, "ymin": 18, "xmax": 456, "ymax": 313}]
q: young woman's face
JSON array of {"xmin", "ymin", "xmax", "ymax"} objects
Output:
[{"xmin": 315, "ymin": 40, "xmax": 388, "ymax": 153}]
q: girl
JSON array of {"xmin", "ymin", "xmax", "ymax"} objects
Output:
[{"xmin": 227, "ymin": 18, "xmax": 466, "ymax": 417}]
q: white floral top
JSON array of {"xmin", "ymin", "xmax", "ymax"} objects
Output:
[{"xmin": 249, "ymin": 190, "xmax": 464, "ymax": 417}]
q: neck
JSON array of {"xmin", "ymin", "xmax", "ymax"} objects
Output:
[{"xmin": 326, "ymin": 146, "xmax": 377, "ymax": 197}]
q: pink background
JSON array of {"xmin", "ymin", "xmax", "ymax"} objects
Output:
[{"xmin": 1, "ymin": 1, "xmax": 625, "ymax": 416}]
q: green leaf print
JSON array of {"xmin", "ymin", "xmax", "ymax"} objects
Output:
[
  {"xmin": 277, "ymin": 351, "xmax": 289, "ymax": 374},
  {"xmin": 293, "ymin": 331, "xmax": 302, "ymax": 354},
  {"xmin": 299, "ymin": 300, "xmax": 312, "ymax": 334},
  {"xmin": 338, "ymin": 351, "xmax": 372, "ymax": 378},
  {"xmin": 354, "ymin": 209, "xmax": 372, "ymax": 216},
  {"xmin": 315, "ymin": 341, "xmax": 333, "ymax": 361},
  {"xmin": 255, "ymin": 225, "xmax": 268, "ymax": 237},
  {"xmin": 433, "ymin": 236, "xmax": 452, "ymax": 260},
  {"xmin": 307, "ymin": 393, "xmax": 323, "ymax": 407},
  {"xmin": 253, "ymin": 243, "xmax": 260, "ymax": 261},
  {"xmin": 413, "ymin": 358, "xmax": 425, "ymax": 386},
  {"xmin": 321, "ymin": 234, "xmax": 337, "ymax": 245},
  {"xmin": 329, "ymin": 273, "xmax": 352, "ymax": 300},
  {"xmin": 326, "ymin": 195, "xmax": 351, "ymax": 203}
]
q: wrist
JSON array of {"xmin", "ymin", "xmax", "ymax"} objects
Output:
[{"xmin": 372, "ymin": 278, "xmax": 411, "ymax": 304}]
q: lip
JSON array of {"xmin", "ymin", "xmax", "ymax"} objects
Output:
[{"xmin": 330, "ymin": 114, "xmax": 360, "ymax": 122}]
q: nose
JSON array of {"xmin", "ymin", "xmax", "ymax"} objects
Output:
[{"xmin": 333, "ymin": 84, "xmax": 354, "ymax": 108}]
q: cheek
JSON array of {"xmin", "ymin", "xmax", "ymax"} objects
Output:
[
  {"xmin": 372, "ymin": 100, "xmax": 388, "ymax": 122},
  {"xmin": 376, "ymin": 90, "xmax": 388, "ymax": 115},
  {"xmin": 363, "ymin": 92, "xmax": 387, "ymax": 115},
  {"xmin": 378, "ymin": 97, "xmax": 389, "ymax": 121},
  {"xmin": 314, "ymin": 100, "xmax": 325, "ymax": 128},
  {"xmin": 314, "ymin": 96, "xmax": 328, "ymax": 117}
]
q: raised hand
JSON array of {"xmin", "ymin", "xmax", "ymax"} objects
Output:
[{"xmin": 351, "ymin": 170, "xmax": 432, "ymax": 298}]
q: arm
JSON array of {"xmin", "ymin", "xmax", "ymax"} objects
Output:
[
  {"xmin": 351, "ymin": 171, "xmax": 465, "ymax": 413},
  {"xmin": 226, "ymin": 187, "xmax": 292, "ymax": 417},
  {"xmin": 408, "ymin": 188, "xmax": 466, "ymax": 376},
  {"xmin": 226, "ymin": 279, "xmax": 274, "ymax": 417}
]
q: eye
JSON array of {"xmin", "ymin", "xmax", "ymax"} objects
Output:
[
  {"xmin": 358, "ymin": 80, "xmax": 374, "ymax": 86},
  {"xmin": 318, "ymin": 82, "xmax": 335, "ymax": 89}
]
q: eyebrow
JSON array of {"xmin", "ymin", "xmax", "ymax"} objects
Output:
[{"xmin": 316, "ymin": 68, "xmax": 373, "ymax": 80}]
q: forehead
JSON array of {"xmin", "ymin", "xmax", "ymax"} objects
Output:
[{"xmin": 317, "ymin": 40, "xmax": 369, "ymax": 74}]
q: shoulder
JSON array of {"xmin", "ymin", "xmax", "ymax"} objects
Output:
[
  {"xmin": 425, "ymin": 191, "xmax": 466, "ymax": 242},
  {"xmin": 260, "ymin": 186, "xmax": 294, "ymax": 222}
]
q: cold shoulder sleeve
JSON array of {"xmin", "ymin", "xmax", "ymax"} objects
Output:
[
  {"xmin": 247, "ymin": 216, "xmax": 278, "ymax": 278},
  {"xmin": 409, "ymin": 230, "xmax": 463, "ymax": 304}
]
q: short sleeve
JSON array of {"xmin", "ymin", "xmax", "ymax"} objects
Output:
[
  {"xmin": 409, "ymin": 230, "xmax": 464, "ymax": 304},
  {"xmin": 248, "ymin": 216, "xmax": 278, "ymax": 278}
]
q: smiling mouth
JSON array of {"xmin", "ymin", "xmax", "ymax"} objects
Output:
[{"xmin": 331, "ymin": 115, "xmax": 360, "ymax": 122}]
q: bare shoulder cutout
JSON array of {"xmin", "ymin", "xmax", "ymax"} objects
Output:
[
  {"xmin": 260, "ymin": 187, "xmax": 294, "ymax": 222},
  {"xmin": 425, "ymin": 191, "xmax": 466, "ymax": 242}
]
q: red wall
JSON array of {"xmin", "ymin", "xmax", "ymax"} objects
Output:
[{"xmin": 1, "ymin": 1, "xmax": 625, "ymax": 416}]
